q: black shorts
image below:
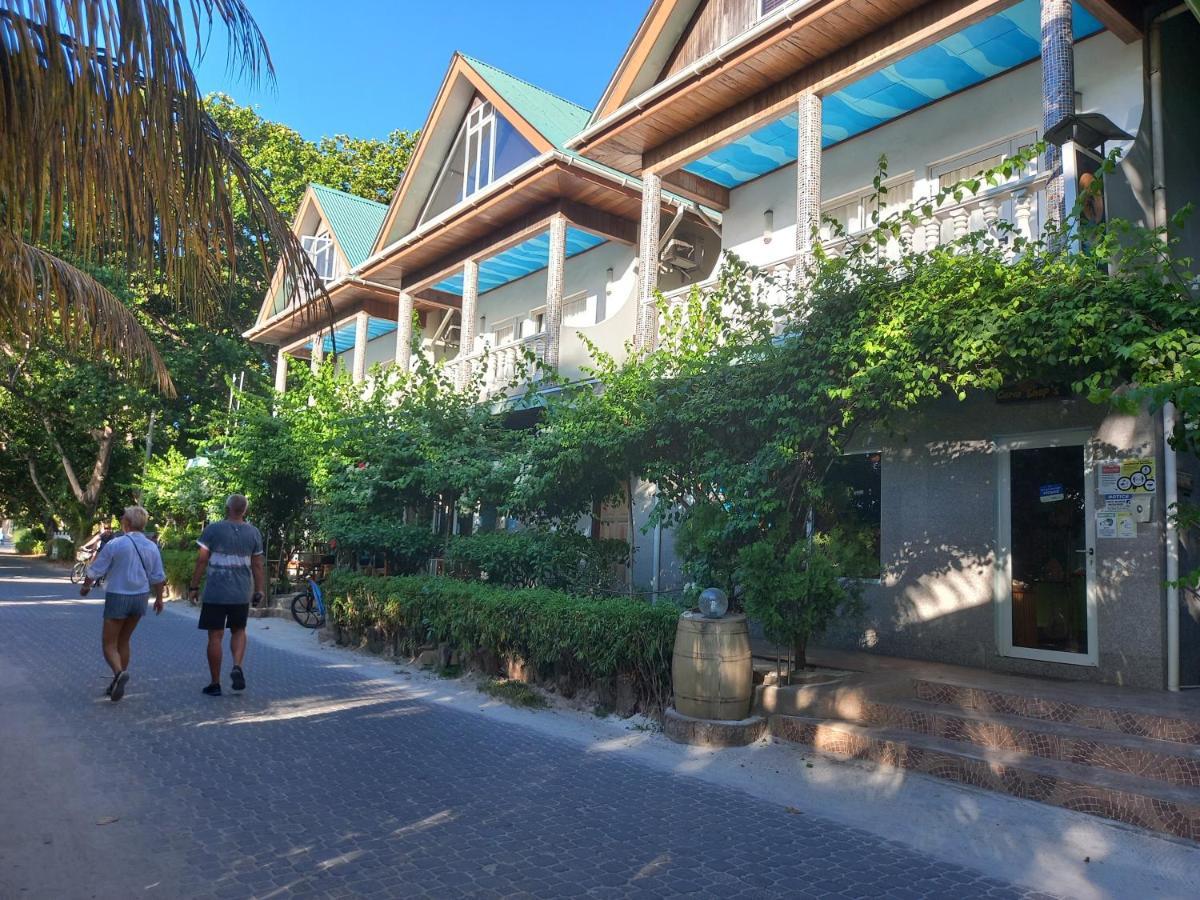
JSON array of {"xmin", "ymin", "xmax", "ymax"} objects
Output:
[{"xmin": 198, "ymin": 603, "xmax": 250, "ymax": 632}]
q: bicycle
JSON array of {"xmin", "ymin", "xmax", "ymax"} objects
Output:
[
  {"xmin": 291, "ymin": 576, "xmax": 326, "ymax": 628},
  {"xmin": 70, "ymin": 550, "xmax": 95, "ymax": 585}
]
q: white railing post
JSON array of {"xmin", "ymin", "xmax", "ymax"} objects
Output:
[
  {"xmin": 395, "ymin": 289, "xmax": 414, "ymax": 372},
  {"xmin": 795, "ymin": 92, "xmax": 823, "ymax": 284},
  {"xmin": 274, "ymin": 348, "xmax": 288, "ymax": 394},
  {"xmin": 457, "ymin": 259, "xmax": 479, "ymax": 390},
  {"xmin": 636, "ymin": 173, "xmax": 662, "ymax": 351},
  {"xmin": 352, "ymin": 310, "xmax": 369, "ymax": 384},
  {"xmin": 543, "ymin": 212, "xmax": 567, "ymax": 369}
]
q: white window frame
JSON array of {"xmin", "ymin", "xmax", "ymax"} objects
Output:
[
  {"xmin": 820, "ymin": 173, "xmax": 915, "ymax": 240},
  {"xmin": 490, "ymin": 315, "xmax": 520, "ymax": 346},
  {"xmin": 418, "ymin": 98, "xmax": 500, "ymax": 226},
  {"xmin": 759, "ymin": 0, "xmax": 796, "ymax": 19},
  {"xmin": 993, "ymin": 428, "xmax": 1098, "ymax": 667},
  {"xmin": 463, "ymin": 100, "xmax": 497, "ymax": 200},
  {"xmin": 526, "ymin": 306, "xmax": 546, "ymax": 336},
  {"xmin": 561, "ymin": 290, "xmax": 597, "ymax": 328},
  {"xmin": 300, "ymin": 233, "xmax": 336, "ymax": 281},
  {"xmin": 929, "ymin": 130, "xmax": 1039, "ymax": 195}
]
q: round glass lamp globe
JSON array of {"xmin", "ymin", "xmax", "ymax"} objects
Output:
[{"xmin": 698, "ymin": 587, "xmax": 729, "ymax": 619}]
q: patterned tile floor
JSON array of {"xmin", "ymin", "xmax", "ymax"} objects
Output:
[{"xmin": 0, "ymin": 552, "xmax": 1056, "ymax": 899}]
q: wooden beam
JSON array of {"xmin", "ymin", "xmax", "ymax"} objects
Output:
[
  {"xmin": 416, "ymin": 289, "xmax": 464, "ymax": 311},
  {"xmin": 560, "ymin": 200, "xmax": 638, "ymax": 244},
  {"xmin": 639, "ymin": 0, "xmax": 1015, "ymax": 176},
  {"xmin": 402, "ymin": 202, "xmax": 565, "ymax": 293},
  {"xmin": 661, "ymin": 170, "xmax": 729, "ymax": 210},
  {"xmin": 1076, "ymin": 0, "xmax": 1142, "ymax": 42}
]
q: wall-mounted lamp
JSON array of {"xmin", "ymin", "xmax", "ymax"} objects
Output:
[
  {"xmin": 763, "ymin": 209, "xmax": 774, "ymax": 244},
  {"xmin": 605, "ymin": 267, "xmax": 614, "ymax": 296}
]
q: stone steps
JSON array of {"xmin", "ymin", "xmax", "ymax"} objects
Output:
[
  {"xmin": 770, "ymin": 714, "xmax": 1200, "ymax": 842},
  {"xmin": 860, "ymin": 697, "xmax": 1200, "ymax": 788},
  {"xmin": 912, "ymin": 678, "xmax": 1200, "ymax": 746}
]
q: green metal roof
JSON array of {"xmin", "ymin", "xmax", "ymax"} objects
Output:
[
  {"xmin": 460, "ymin": 55, "xmax": 591, "ymax": 150},
  {"xmin": 309, "ymin": 183, "xmax": 388, "ymax": 268}
]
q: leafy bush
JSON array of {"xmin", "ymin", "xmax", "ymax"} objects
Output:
[
  {"xmin": 13, "ymin": 528, "xmax": 42, "ymax": 555},
  {"xmin": 326, "ymin": 571, "xmax": 677, "ymax": 711},
  {"xmin": 322, "ymin": 516, "xmax": 443, "ymax": 575},
  {"xmin": 50, "ymin": 538, "xmax": 74, "ymax": 560},
  {"xmin": 444, "ymin": 530, "xmax": 628, "ymax": 595},
  {"xmin": 736, "ymin": 535, "xmax": 864, "ymax": 669},
  {"xmin": 160, "ymin": 549, "xmax": 199, "ymax": 599},
  {"xmin": 157, "ymin": 524, "xmax": 201, "ymax": 551}
]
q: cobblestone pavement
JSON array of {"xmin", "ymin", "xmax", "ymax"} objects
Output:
[{"xmin": 0, "ymin": 553, "xmax": 1058, "ymax": 900}]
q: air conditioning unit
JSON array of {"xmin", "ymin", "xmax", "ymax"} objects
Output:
[{"xmin": 661, "ymin": 238, "xmax": 697, "ymax": 270}]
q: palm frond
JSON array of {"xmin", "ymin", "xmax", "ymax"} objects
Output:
[
  {"xmin": 0, "ymin": 233, "xmax": 175, "ymax": 397},
  {"xmin": 0, "ymin": 0, "xmax": 327, "ymax": 325}
]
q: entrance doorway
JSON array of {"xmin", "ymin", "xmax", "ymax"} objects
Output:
[{"xmin": 995, "ymin": 429, "xmax": 1097, "ymax": 666}]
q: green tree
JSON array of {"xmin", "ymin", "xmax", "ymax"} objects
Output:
[{"xmin": 0, "ymin": 0, "xmax": 325, "ymax": 387}]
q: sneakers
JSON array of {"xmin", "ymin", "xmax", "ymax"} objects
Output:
[
  {"xmin": 109, "ymin": 671, "xmax": 129, "ymax": 702},
  {"xmin": 230, "ymin": 666, "xmax": 246, "ymax": 692},
  {"xmin": 105, "ymin": 673, "xmax": 118, "ymax": 697},
  {"xmin": 202, "ymin": 682, "xmax": 222, "ymax": 696}
]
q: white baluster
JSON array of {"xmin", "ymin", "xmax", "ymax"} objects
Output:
[
  {"xmin": 951, "ymin": 208, "xmax": 970, "ymax": 242},
  {"xmin": 1013, "ymin": 191, "xmax": 1034, "ymax": 243},
  {"xmin": 923, "ymin": 217, "xmax": 941, "ymax": 252}
]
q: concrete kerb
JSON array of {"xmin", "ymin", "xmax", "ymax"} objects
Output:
[{"xmin": 157, "ymin": 600, "xmax": 1200, "ymax": 899}]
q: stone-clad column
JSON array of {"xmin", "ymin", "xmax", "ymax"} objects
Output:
[
  {"xmin": 795, "ymin": 92, "xmax": 823, "ymax": 282},
  {"xmin": 395, "ymin": 289, "xmax": 415, "ymax": 372},
  {"xmin": 543, "ymin": 213, "xmax": 567, "ymax": 370},
  {"xmin": 1041, "ymin": 0, "xmax": 1075, "ymax": 226},
  {"xmin": 636, "ymin": 171, "xmax": 662, "ymax": 351},
  {"xmin": 352, "ymin": 310, "xmax": 369, "ymax": 384},
  {"xmin": 310, "ymin": 331, "xmax": 324, "ymax": 373},
  {"xmin": 457, "ymin": 259, "xmax": 480, "ymax": 388},
  {"xmin": 274, "ymin": 348, "xmax": 288, "ymax": 394}
]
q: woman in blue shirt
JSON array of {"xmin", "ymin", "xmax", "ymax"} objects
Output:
[{"xmin": 80, "ymin": 505, "xmax": 166, "ymax": 701}]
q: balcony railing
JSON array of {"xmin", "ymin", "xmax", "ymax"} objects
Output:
[
  {"xmin": 659, "ymin": 171, "xmax": 1050, "ymax": 311},
  {"xmin": 443, "ymin": 331, "xmax": 548, "ymax": 397}
]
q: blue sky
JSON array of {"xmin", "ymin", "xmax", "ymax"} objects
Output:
[{"xmin": 196, "ymin": 0, "xmax": 650, "ymax": 141}]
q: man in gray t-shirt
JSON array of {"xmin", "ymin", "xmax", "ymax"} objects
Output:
[{"xmin": 189, "ymin": 494, "xmax": 265, "ymax": 696}]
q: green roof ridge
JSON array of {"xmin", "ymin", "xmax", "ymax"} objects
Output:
[
  {"xmin": 309, "ymin": 183, "xmax": 389, "ymax": 268},
  {"xmin": 459, "ymin": 54, "xmax": 591, "ymax": 150}
]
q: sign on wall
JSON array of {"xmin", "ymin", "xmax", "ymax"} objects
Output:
[{"xmin": 1097, "ymin": 459, "xmax": 1156, "ymax": 494}]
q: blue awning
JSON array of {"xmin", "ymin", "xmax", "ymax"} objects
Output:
[
  {"xmin": 433, "ymin": 226, "xmax": 606, "ymax": 295},
  {"xmin": 307, "ymin": 316, "xmax": 397, "ymax": 354},
  {"xmin": 682, "ymin": 0, "xmax": 1104, "ymax": 189}
]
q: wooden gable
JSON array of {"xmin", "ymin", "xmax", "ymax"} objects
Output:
[{"xmin": 373, "ymin": 55, "xmax": 556, "ymax": 254}]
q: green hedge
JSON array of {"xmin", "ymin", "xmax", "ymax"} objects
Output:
[
  {"xmin": 444, "ymin": 530, "xmax": 629, "ymax": 595},
  {"xmin": 326, "ymin": 571, "xmax": 678, "ymax": 711},
  {"xmin": 161, "ymin": 549, "xmax": 198, "ymax": 599},
  {"xmin": 13, "ymin": 529, "xmax": 42, "ymax": 555}
]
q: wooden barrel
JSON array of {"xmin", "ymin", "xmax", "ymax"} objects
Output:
[{"xmin": 672, "ymin": 612, "xmax": 753, "ymax": 721}]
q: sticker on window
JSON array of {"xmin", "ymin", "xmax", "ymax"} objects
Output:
[{"xmin": 1039, "ymin": 483, "xmax": 1065, "ymax": 503}]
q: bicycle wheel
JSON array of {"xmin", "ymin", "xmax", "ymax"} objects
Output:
[
  {"xmin": 70, "ymin": 562, "xmax": 86, "ymax": 584},
  {"xmin": 291, "ymin": 591, "xmax": 324, "ymax": 628}
]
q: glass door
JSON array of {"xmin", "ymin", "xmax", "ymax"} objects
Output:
[{"xmin": 996, "ymin": 430, "xmax": 1097, "ymax": 666}]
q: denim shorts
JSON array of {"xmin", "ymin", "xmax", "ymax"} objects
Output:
[{"xmin": 103, "ymin": 592, "xmax": 149, "ymax": 620}]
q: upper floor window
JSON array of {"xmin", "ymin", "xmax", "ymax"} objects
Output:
[
  {"xmin": 419, "ymin": 97, "xmax": 537, "ymax": 226},
  {"xmin": 760, "ymin": 0, "xmax": 792, "ymax": 17},
  {"xmin": 300, "ymin": 234, "xmax": 336, "ymax": 281},
  {"xmin": 821, "ymin": 176, "xmax": 915, "ymax": 240},
  {"xmin": 931, "ymin": 131, "xmax": 1038, "ymax": 195}
]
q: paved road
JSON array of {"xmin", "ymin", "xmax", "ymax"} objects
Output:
[{"xmin": 0, "ymin": 551, "xmax": 1054, "ymax": 899}]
